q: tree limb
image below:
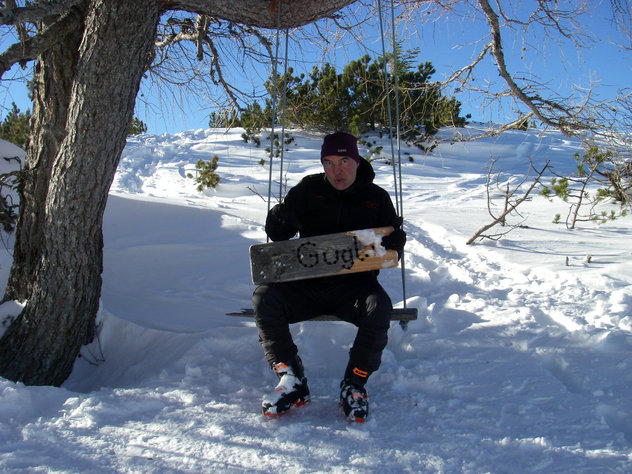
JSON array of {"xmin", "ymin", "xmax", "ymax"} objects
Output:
[
  {"xmin": 195, "ymin": 14, "xmax": 210, "ymax": 61},
  {"xmin": 0, "ymin": 6, "xmax": 83, "ymax": 78},
  {"xmin": 478, "ymin": 0, "xmax": 558, "ymax": 128},
  {"xmin": 477, "ymin": 0, "xmax": 596, "ymax": 136},
  {"xmin": 437, "ymin": 43, "xmax": 491, "ymax": 91},
  {"xmin": 0, "ymin": 0, "xmax": 83, "ymax": 25},
  {"xmin": 157, "ymin": 0, "xmax": 355, "ymax": 29},
  {"xmin": 467, "ymin": 160, "xmax": 550, "ymax": 245}
]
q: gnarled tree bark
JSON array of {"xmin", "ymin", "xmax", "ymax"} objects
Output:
[{"xmin": 0, "ymin": 0, "xmax": 161, "ymax": 385}]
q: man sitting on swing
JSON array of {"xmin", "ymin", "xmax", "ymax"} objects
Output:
[{"xmin": 252, "ymin": 131, "xmax": 406, "ymax": 422}]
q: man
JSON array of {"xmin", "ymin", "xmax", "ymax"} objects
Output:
[{"xmin": 252, "ymin": 131, "xmax": 406, "ymax": 422}]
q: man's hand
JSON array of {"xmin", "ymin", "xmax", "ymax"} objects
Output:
[
  {"xmin": 269, "ymin": 203, "xmax": 302, "ymax": 231},
  {"xmin": 381, "ymin": 228, "xmax": 406, "ymax": 259}
]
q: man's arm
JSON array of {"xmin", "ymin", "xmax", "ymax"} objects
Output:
[{"xmin": 265, "ymin": 202, "xmax": 302, "ymax": 241}]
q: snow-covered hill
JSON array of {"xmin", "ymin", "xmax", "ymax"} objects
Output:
[{"xmin": 1, "ymin": 127, "xmax": 631, "ymax": 472}]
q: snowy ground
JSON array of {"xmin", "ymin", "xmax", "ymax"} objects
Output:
[{"xmin": 1, "ymin": 126, "xmax": 631, "ymax": 472}]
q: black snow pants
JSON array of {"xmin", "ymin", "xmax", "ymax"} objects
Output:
[{"xmin": 252, "ymin": 273, "xmax": 392, "ymax": 385}]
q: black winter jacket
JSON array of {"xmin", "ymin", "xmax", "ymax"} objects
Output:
[{"xmin": 266, "ymin": 159, "xmax": 399, "ymax": 242}]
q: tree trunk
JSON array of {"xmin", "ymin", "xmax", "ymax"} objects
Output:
[
  {"xmin": 0, "ymin": 0, "xmax": 160, "ymax": 386},
  {"xmin": 0, "ymin": 0, "xmax": 355, "ymax": 387},
  {"xmin": 4, "ymin": 4, "xmax": 87, "ymax": 302}
]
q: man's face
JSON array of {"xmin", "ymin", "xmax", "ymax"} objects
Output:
[{"xmin": 322, "ymin": 155, "xmax": 360, "ymax": 191}]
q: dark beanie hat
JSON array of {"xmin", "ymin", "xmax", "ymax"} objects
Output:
[{"xmin": 320, "ymin": 132, "xmax": 361, "ymax": 163}]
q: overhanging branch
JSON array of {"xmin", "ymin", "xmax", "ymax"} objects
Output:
[
  {"xmin": 157, "ymin": 0, "xmax": 356, "ymax": 29},
  {"xmin": 477, "ymin": 0, "xmax": 593, "ymax": 136},
  {"xmin": 0, "ymin": 0, "xmax": 83, "ymax": 26},
  {"xmin": 0, "ymin": 7, "xmax": 83, "ymax": 78}
]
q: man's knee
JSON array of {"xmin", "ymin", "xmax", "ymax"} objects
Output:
[
  {"xmin": 252, "ymin": 284, "xmax": 269, "ymax": 313},
  {"xmin": 364, "ymin": 292, "xmax": 392, "ymax": 328},
  {"xmin": 252, "ymin": 284, "xmax": 284, "ymax": 324}
]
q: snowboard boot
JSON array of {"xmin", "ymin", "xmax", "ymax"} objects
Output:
[
  {"xmin": 262, "ymin": 357, "xmax": 310, "ymax": 416},
  {"xmin": 339, "ymin": 380, "xmax": 369, "ymax": 422}
]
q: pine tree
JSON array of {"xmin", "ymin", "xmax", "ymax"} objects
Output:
[
  {"xmin": 0, "ymin": 103, "xmax": 31, "ymax": 150},
  {"xmin": 241, "ymin": 48, "xmax": 467, "ymax": 142},
  {"xmin": 127, "ymin": 117, "xmax": 147, "ymax": 135},
  {"xmin": 187, "ymin": 156, "xmax": 220, "ymax": 191}
]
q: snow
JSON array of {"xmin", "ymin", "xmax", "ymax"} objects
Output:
[{"xmin": 1, "ymin": 126, "xmax": 631, "ymax": 472}]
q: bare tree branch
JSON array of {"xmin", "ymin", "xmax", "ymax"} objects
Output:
[
  {"xmin": 4, "ymin": 0, "xmax": 28, "ymax": 44},
  {"xmin": 477, "ymin": 0, "xmax": 591, "ymax": 135},
  {"xmin": 447, "ymin": 112, "xmax": 535, "ymax": 143},
  {"xmin": 467, "ymin": 160, "xmax": 550, "ymax": 245},
  {"xmin": 437, "ymin": 43, "xmax": 491, "ymax": 92},
  {"xmin": 158, "ymin": 0, "xmax": 356, "ymax": 29},
  {"xmin": 610, "ymin": 0, "xmax": 632, "ymax": 48},
  {"xmin": 149, "ymin": 14, "xmax": 277, "ymax": 115},
  {"xmin": 195, "ymin": 14, "xmax": 210, "ymax": 61},
  {"xmin": 0, "ymin": 0, "xmax": 83, "ymax": 26},
  {"xmin": 0, "ymin": 6, "xmax": 83, "ymax": 77}
]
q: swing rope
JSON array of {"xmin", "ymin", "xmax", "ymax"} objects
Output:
[
  {"xmin": 389, "ymin": 0, "xmax": 405, "ymax": 220},
  {"xmin": 265, "ymin": 7, "xmax": 280, "ymax": 223},
  {"xmin": 278, "ymin": 28, "xmax": 290, "ymax": 201},
  {"xmin": 266, "ymin": 1, "xmax": 290, "ymax": 241},
  {"xmin": 377, "ymin": 1, "xmax": 400, "ymax": 213},
  {"xmin": 378, "ymin": 0, "xmax": 410, "ymax": 325}
]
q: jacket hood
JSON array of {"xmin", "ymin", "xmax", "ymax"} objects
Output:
[{"xmin": 355, "ymin": 158, "xmax": 375, "ymax": 185}]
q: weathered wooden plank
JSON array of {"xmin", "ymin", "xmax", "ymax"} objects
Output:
[{"xmin": 249, "ymin": 227, "xmax": 398, "ymax": 285}]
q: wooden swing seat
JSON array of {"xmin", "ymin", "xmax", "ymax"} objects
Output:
[{"xmin": 226, "ymin": 307, "xmax": 417, "ymax": 322}]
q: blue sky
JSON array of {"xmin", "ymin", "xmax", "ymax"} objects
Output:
[{"xmin": 1, "ymin": 2, "xmax": 630, "ymax": 135}]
